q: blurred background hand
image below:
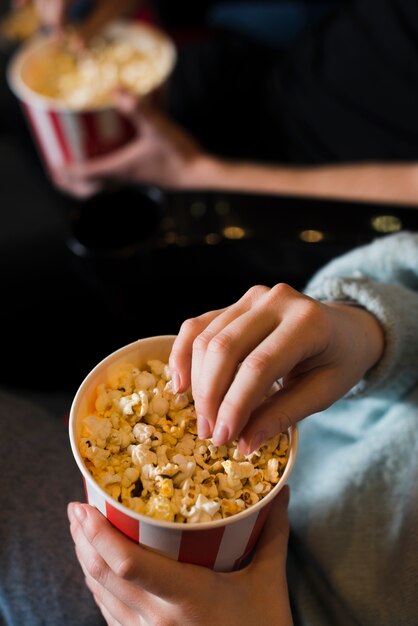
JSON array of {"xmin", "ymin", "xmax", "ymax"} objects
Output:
[
  {"xmin": 13, "ymin": 0, "xmax": 138, "ymax": 42},
  {"xmin": 53, "ymin": 90, "xmax": 207, "ymax": 198}
]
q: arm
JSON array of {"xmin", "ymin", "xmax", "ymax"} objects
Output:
[
  {"xmin": 305, "ymin": 231, "xmax": 418, "ymax": 399},
  {"xmin": 191, "ymin": 156, "xmax": 418, "ymax": 207},
  {"xmin": 56, "ymin": 97, "xmax": 418, "ymax": 206},
  {"xmin": 170, "ymin": 232, "xmax": 418, "ymax": 450},
  {"xmin": 68, "ymin": 487, "xmax": 293, "ymax": 626}
]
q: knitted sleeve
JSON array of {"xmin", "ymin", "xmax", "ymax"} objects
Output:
[{"xmin": 305, "ymin": 231, "xmax": 418, "ymax": 399}]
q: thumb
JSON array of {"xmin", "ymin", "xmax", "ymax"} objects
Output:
[
  {"xmin": 111, "ymin": 89, "xmax": 142, "ymax": 129},
  {"xmin": 111, "ymin": 89, "xmax": 161, "ymax": 135},
  {"xmin": 251, "ymin": 485, "xmax": 290, "ymax": 568}
]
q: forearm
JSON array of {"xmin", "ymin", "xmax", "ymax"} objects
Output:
[{"xmin": 190, "ymin": 156, "xmax": 418, "ymax": 206}]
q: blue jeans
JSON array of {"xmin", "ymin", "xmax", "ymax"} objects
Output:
[{"xmin": 0, "ymin": 391, "xmax": 104, "ymax": 626}]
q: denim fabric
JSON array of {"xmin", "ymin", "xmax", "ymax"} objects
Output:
[{"xmin": 0, "ymin": 392, "xmax": 104, "ymax": 626}]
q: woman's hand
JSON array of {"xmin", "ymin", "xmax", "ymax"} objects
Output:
[
  {"xmin": 54, "ymin": 91, "xmax": 206, "ymax": 198},
  {"xmin": 169, "ymin": 284, "xmax": 384, "ymax": 453},
  {"xmin": 68, "ymin": 487, "xmax": 293, "ymax": 626}
]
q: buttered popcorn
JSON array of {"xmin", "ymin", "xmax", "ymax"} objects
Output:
[
  {"xmin": 30, "ymin": 30, "xmax": 171, "ymax": 109},
  {"xmin": 79, "ymin": 361, "xmax": 290, "ymax": 523}
]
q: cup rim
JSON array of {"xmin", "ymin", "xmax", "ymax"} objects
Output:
[
  {"xmin": 69, "ymin": 335, "xmax": 299, "ymax": 532},
  {"xmin": 7, "ymin": 19, "xmax": 177, "ymax": 112}
]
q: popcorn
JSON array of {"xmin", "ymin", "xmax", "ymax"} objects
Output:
[
  {"xmin": 29, "ymin": 31, "xmax": 172, "ymax": 109},
  {"xmin": 79, "ymin": 360, "xmax": 290, "ymax": 523}
]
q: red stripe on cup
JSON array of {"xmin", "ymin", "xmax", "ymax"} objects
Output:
[
  {"xmin": 233, "ymin": 500, "xmax": 273, "ymax": 570},
  {"xmin": 106, "ymin": 501, "xmax": 140, "ymax": 543},
  {"xmin": 80, "ymin": 111, "xmax": 135, "ymax": 158},
  {"xmin": 178, "ymin": 526, "xmax": 226, "ymax": 569}
]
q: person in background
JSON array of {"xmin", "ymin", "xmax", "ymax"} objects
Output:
[
  {"xmin": 22, "ymin": 0, "xmax": 418, "ymax": 207},
  {"xmin": 1, "ymin": 230, "xmax": 418, "ymax": 625}
]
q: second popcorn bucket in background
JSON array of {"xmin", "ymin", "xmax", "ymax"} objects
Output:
[
  {"xmin": 69, "ymin": 335, "xmax": 298, "ymax": 572},
  {"xmin": 6, "ymin": 20, "xmax": 176, "ymax": 182}
]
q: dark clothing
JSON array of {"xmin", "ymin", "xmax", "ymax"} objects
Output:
[{"xmin": 167, "ymin": 0, "xmax": 418, "ymax": 164}]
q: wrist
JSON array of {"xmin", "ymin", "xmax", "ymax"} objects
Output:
[
  {"xmin": 183, "ymin": 154, "xmax": 232, "ymax": 190},
  {"xmin": 327, "ymin": 301, "xmax": 385, "ymax": 372}
]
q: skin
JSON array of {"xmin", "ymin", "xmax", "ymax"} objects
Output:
[
  {"xmin": 15, "ymin": 0, "xmax": 137, "ymax": 42},
  {"xmin": 54, "ymin": 93, "xmax": 418, "ymax": 206},
  {"xmin": 68, "ymin": 486, "xmax": 294, "ymax": 626},
  {"xmin": 68, "ymin": 287, "xmax": 384, "ymax": 624},
  {"xmin": 169, "ymin": 284, "xmax": 385, "ymax": 453},
  {"xmin": 15, "ymin": 1, "xmax": 418, "ymax": 204}
]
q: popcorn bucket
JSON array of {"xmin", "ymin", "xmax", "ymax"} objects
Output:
[
  {"xmin": 69, "ymin": 335, "xmax": 298, "ymax": 572},
  {"xmin": 6, "ymin": 20, "xmax": 176, "ymax": 180}
]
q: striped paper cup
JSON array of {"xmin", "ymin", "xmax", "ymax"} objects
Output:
[
  {"xmin": 69, "ymin": 335, "xmax": 298, "ymax": 572},
  {"xmin": 6, "ymin": 20, "xmax": 176, "ymax": 180}
]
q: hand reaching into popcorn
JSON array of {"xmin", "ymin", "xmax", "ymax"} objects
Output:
[
  {"xmin": 14, "ymin": 0, "xmax": 137, "ymax": 42},
  {"xmin": 68, "ymin": 485, "xmax": 293, "ymax": 626},
  {"xmin": 169, "ymin": 283, "xmax": 384, "ymax": 454}
]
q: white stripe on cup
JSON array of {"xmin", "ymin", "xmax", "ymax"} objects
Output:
[
  {"xmin": 59, "ymin": 111, "xmax": 85, "ymax": 162},
  {"xmin": 213, "ymin": 513, "xmax": 257, "ymax": 572},
  {"xmin": 140, "ymin": 521, "xmax": 183, "ymax": 561},
  {"xmin": 26, "ymin": 106, "xmax": 65, "ymax": 169},
  {"xmin": 85, "ymin": 480, "xmax": 107, "ymax": 516}
]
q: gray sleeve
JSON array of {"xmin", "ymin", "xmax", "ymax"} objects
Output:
[{"xmin": 304, "ymin": 232, "xmax": 418, "ymax": 399}]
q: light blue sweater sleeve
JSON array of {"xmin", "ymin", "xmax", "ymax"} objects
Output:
[
  {"xmin": 287, "ymin": 231, "xmax": 418, "ymax": 626},
  {"xmin": 304, "ymin": 231, "xmax": 418, "ymax": 399}
]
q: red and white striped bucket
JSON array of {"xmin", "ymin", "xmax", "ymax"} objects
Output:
[
  {"xmin": 6, "ymin": 20, "xmax": 176, "ymax": 179},
  {"xmin": 69, "ymin": 335, "xmax": 298, "ymax": 572}
]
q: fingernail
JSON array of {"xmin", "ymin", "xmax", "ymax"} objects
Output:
[
  {"xmin": 73, "ymin": 503, "xmax": 86, "ymax": 524},
  {"xmin": 250, "ymin": 431, "xmax": 267, "ymax": 452},
  {"xmin": 197, "ymin": 415, "xmax": 211, "ymax": 439},
  {"xmin": 171, "ymin": 370, "xmax": 180, "ymax": 394},
  {"xmin": 212, "ymin": 421, "xmax": 230, "ymax": 446}
]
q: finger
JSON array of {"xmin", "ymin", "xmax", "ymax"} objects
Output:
[
  {"xmin": 192, "ymin": 307, "xmax": 276, "ymax": 442},
  {"xmin": 112, "ymin": 88, "xmax": 141, "ymax": 120},
  {"xmin": 65, "ymin": 135, "xmax": 145, "ymax": 180},
  {"xmin": 83, "ymin": 571, "xmax": 139, "ymax": 626},
  {"xmin": 213, "ymin": 294, "xmax": 329, "ymax": 448},
  {"xmin": 182, "ymin": 283, "xmax": 319, "ymax": 445},
  {"xmin": 93, "ymin": 596, "xmax": 124, "ymax": 626},
  {"xmin": 52, "ymin": 168, "xmax": 103, "ymax": 198},
  {"xmin": 208, "ymin": 330, "xmax": 280, "ymax": 446},
  {"xmin": 34, "ymin": 0, "xmax": 66, "ymax": 29},
  {"xmin": 69, "ymin": 507, "xmax": 149, "ymax": 614},
  {"xmin": 237, "ymin": 364, "xmax": 343, "ymax": 454},
  {"xmin": 68, "ymin": 503, "xmax": 212, "ymax": 602},
  {"xmin": 169, "ymin": 309, "xmax": 224, "ymax": 396},
  {"xmin": 190, "ymin": 286, "xmax": 271, "ymax": 438}
]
